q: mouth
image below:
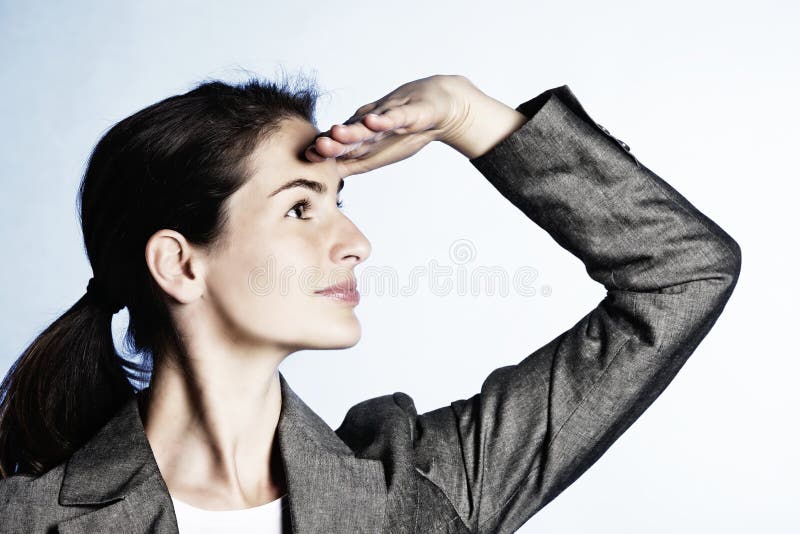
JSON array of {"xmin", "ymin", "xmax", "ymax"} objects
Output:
[{"xmin": 315, "ymin": 279, "xmax": 360, "ymax": 305}]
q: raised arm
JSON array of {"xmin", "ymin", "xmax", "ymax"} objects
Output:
[
  {"xmin": 401, "ymin": 83, "xmax": 741, "ymax": 532},
  {"xmin": 316, "ymin": 76, "xmax": 740, "ymax": 532}
]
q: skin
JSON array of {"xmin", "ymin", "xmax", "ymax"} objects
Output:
[{"xmin": 140, "ymin": 74, "xmax": 529, "ymax": 510}]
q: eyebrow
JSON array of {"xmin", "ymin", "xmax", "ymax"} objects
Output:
[{"xmin": 268, "ymin": 177, "xmax": 345, "ymax": 198}]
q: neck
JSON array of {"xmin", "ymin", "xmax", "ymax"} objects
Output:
[{"xmin": 139, "ymin": 354, "xmax": 287, "ymax": 510}]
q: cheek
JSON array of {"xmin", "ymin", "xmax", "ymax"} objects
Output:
[
  {"xmin": 208, "ymin": 235, "xmax": 326, "ymax": 332},
  {"xmin": 217, "ymin": 221, "xmax": 322, "ymax": 297},
  {"xmin": 259, "ymin": 236, "xmax": 326, "ymax": 296}
]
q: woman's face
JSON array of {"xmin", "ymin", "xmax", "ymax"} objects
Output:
[{"xmin": 201, "ymin": 116, "xmax": 371, "ymax": 354}]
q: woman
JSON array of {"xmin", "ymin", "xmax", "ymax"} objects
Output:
[{"xmin": 0, "ymin": 73, "xmax": 741, "ymax": 533}]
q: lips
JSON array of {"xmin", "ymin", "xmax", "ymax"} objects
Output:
[
  {"xmin": 315, "ymin": 278, "xmax": 359, "ymax": 304},
  {"xmin": 315, "ymin": 278, "xmax": 357, "ymax": 294}
]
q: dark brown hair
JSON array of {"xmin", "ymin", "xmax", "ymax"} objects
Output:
[{"xmin": 0, "ymin": 70, "xmax": 322, "ymax": 477}]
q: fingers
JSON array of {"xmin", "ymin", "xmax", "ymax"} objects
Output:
[
  {"xmin": 305, "ymin": 116, "xmax": 390, "ymax": 162},
  {"xmin": 306, "ymin": 133, "xmax": 373, "ymax": 161},
  {"xmin": 325, "ymin": 113, "xmax": 401, "ymax": 148},
  {"xmin": 329, "ymin": 118, "xmax": 387, "ymax": 145},
  {"xmin": 305, "ymin": 136, "xmax": 347, "ymax": 161},
  {"xmin": 303, "ymin": 101, "xmax": 423, "ymax": 163},
  {"xmin": 362, "ymin": 104, "xmax": 426, "ymax": 136},
  {"xmin": 369, "ymin": 107, "xmax": 412, "ymax": 134},
  {"xmin": 346, "ymin": 102, "xmax": 380, "ymax": 124},
  {"xmin": 305, "ymin": 144, "xmax": 326, "ymax": 162}
]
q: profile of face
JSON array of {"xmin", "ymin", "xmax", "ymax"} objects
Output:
[{"xmin": 153, "ymin": 117, "xmax": 372, "ymax": 357}]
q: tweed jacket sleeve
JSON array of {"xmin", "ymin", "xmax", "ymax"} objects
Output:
[{"xmin": 389, "ymin": 85, "xmax": 741, "ymax": 533}]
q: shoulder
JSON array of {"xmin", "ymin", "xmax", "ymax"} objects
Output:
[
  {"xmin": 0, "ymin": 463, "xmax": 72, "ymax": 533},
  {"xmin": 334, "ymin": 391, "xmax": 419, "ymax": 456},
  {"xmin": 332, "ymin": 389, "xmax": 463, "ymax": 470},
  {"xmin": 333, "ymin": 391, "xmax": 475, "ymax": 530}
]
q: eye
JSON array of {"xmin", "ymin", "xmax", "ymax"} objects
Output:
[
  {"xmin": 287, "ymin": 197, "xmax": 312, "ymax": 219},
  {"xmin": 286, "ymin": 195, "xmax": 344, "ymax": 219}
]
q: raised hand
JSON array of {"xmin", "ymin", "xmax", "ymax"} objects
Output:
[{"xmin": 304, "ymin": 74, "xmax": 478, "ymax": 178}]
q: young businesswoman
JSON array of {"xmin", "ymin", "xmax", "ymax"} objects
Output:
[{"xmin": 0, "ymin": 74, "xmax": 741, "ymax": 533}]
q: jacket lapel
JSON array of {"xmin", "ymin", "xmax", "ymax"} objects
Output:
[
  {"xmin": 56, "ymin": 390, "xmax": 178, "ymax": 533},
  {"xmin": 56, "ymin": 473, "xmax": 175, "ymax": 534},
  {"xmin": 276, "ymin": 372, "xmax": 388, "ymax": 532},
  {"xmin": 56, "ymin": 371, "xmax": 387, "ymax": 533}
]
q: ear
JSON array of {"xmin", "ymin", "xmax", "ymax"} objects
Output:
[{"xmin": 144, "ymin": 230, "xmax": 206, "ymax": 306}]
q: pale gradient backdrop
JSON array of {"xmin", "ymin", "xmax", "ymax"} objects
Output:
[{"xmin": 1, "ymin": 1, "xmax": 797, "ymax": 531}]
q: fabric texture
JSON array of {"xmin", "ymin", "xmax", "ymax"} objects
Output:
[{"xmin": 0, "ymin": 84, "xmax": 741, "ymax": 533}]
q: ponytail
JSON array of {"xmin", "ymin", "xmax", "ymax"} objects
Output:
[{"xmin": 0, "ymin": 285, "xmax": 137, "ymax": 477}]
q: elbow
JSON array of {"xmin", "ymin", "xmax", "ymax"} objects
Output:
[
  {"xmin": 719, "ymin": 236, "xmax": 742, "ymax": 292},
  {"xmin": 699, "ymin": 235, "xmax": 742, "ymax": 317}
]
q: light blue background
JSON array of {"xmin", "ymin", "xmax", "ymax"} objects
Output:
[{"xmin": 1, "ymin": 1, "xmax": 797, "ymax": 531}]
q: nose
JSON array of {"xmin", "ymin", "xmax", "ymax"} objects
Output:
[{"xmin": 330, "ymin": 215, "xmax": 371, "ymax": 268}]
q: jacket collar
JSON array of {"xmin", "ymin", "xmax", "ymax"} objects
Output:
[{"xmin": 57, "ymin": 372, "xmax": 387, "ymax": 533}]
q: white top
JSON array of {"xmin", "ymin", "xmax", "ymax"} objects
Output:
[{"xmin": 170, "ymin": 494, "xmax": 289, "ymax": 533}]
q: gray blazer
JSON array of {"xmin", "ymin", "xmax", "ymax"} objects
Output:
[{"xmin": 0, "ymin": 84, "xmax": 741, "ymax": 533}]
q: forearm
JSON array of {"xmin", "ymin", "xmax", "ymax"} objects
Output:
[{"xmin": 470, "ymin": 85, "xmax": 741, "ymax": 291}]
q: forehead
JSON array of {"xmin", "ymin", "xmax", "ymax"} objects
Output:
[
  {"xmin": 272, "ymin": 116, "xmax": 320, "ymax": 152},
  {"xmin": 245, "ymin": 116, "xmax": 338, "ymax": 190}
]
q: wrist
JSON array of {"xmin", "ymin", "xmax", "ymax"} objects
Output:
[{"xmin": 437, "ymin": 77, "xmax": 529, "ymax": 160}]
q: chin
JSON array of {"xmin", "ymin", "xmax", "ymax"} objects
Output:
[
  {"xmin": 325, "ymin": 331, "xmax": 362, "ymax": 350},
  {"xmin": 304, "ymin": 323, "xmax": 362, "ymax": 350}
]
